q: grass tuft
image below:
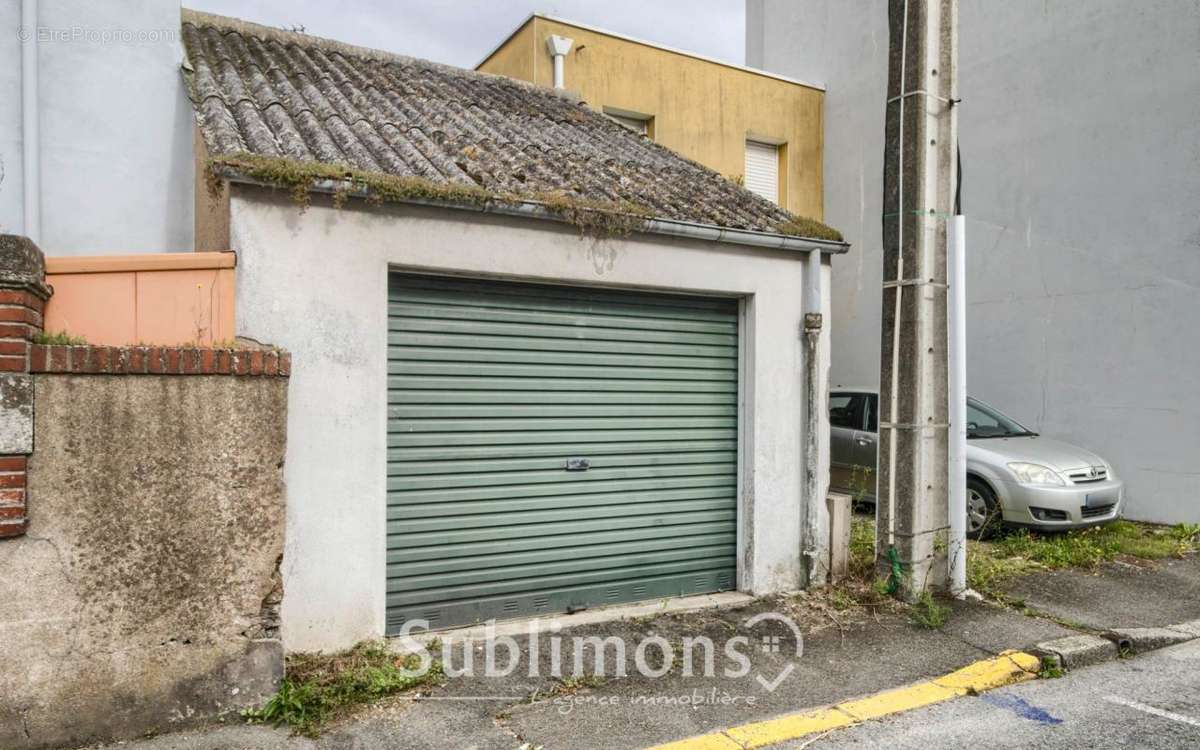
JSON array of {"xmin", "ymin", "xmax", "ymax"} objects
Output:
[
  {"xmin": 828, "ymin": 589, "xmax": 858, "ymax": 611},
  {"xmin": 1038, "ymin": 658, "xmax": 1065, "ymax": 679},
  {"xmin": 909, "ymin": 590, "xmax": 951, "ymax": 629},
  {"xmin": 849, "ymin": 516, "xmax": 877, "ymax": 581},
  {"xmin": 1170, "ymin": 523, "xmax": 1200, "ymax": 543},
  {"xmin": 968, "ymin": 520, "xmax": 1199, "ymax": 597},
  {"xmin": 33, "ymin": 330, "xmax": 87, "ymax": 346},
  {"xmin": 243, "ymin": 641, "xmax": 442, "ymax": 736}
]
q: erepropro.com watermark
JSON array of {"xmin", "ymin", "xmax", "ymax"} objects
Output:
[{"xmin": 16, "ymin": 25, "xmax": 179, "ymax": 44}]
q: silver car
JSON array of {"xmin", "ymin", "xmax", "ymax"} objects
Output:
[{"xmin": 830, "ymin": 390, "xmax": 1124, "ymax": 537}]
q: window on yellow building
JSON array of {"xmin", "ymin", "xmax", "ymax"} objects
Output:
[{"xmin": 744, "ymin": 139, "xmax": 781, "ymax": 204}]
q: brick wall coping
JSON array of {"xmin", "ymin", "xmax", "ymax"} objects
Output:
[{"xmin": 30, "ymin": 345, "xmax": 290, "ymax": 377}]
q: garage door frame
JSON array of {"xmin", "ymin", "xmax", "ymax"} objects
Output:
[{"xmin": 385, "ymin": 270, "xmax": 750, "ymax": 632}]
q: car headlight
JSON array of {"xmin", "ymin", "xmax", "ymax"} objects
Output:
[{"xmin": 1007, "ymin": 462, "xmax": 1065, "ymax": 486}]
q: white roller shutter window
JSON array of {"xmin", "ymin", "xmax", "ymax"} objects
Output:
[{"xmin": 744, "ymin": 140, "xmax": 780, "ymax": 204}]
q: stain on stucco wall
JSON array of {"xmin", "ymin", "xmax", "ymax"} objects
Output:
[{"xmin": 0, "ymin": 374, "xmax": 287, "ymax": 749}]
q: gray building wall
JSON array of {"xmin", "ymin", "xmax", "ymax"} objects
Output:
[
  {"xmin": 0, "ymin": 0, "xmax": 194, "ymax": 254},
  {"xmin": 748, "ymin": 0, "xmax": 1200, "ymax": 523}
]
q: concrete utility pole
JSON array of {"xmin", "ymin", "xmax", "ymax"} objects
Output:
[{"xmin": 878, "ymin": 0, "xmax": 958, "ymax": 596}]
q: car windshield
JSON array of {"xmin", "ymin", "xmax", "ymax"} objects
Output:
[{"xmin": 967, "ymin": 398, "xmax": 1036, "ymax": 439}]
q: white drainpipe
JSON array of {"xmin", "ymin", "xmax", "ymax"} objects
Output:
[
  {"xmin": 948, "ymin": 214, "xmax": 969, "ymax": 595},
  {"xmin": 545, "ymin": 35, "xmax": 573, "ymax": 89},
  {"xmin": 21, "ymin": 0, "xmax": 41, "ymax": 243}
]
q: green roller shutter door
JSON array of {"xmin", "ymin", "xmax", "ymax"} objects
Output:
[{"xmin": 387, "ymin": 274, "xmax": 738, "ymax": 633}]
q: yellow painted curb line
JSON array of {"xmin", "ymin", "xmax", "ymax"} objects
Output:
[{"xmin": 644, "ymin": 651, "xmax": 1041, "ymax": 750}]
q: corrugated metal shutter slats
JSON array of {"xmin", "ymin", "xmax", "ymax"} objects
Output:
[{"xmin": 386, "ymin": 274, "xmax": 738, "ymax": 632}]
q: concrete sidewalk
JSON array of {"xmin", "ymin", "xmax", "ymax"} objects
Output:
[
  {"xmin": 82, "ymin": 555, "xmax": 1199, "ymax": 750},
  {"xmin": 998, "ymin": 555, "xmax": 1200, "ymax": 631}
]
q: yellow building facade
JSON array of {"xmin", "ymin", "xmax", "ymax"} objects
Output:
[{"xmin": 477, "ymin": 14, "xmax": 824, "ymax": 221}]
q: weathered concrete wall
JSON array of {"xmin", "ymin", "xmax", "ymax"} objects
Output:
[
  {"xmin": 230, "ymin": 186, "xmax": 832, "ymax": 653},
  {"xmin": 0, "ymin": 374, "xmax": 287, "ymax": 749},
  {"xmin": 748, "ymin": 0, "xmax": 1200, "ymax": 523},
  {"xmin": 0, "ymin": 0, "xmax": 194, "ymax": 252}
]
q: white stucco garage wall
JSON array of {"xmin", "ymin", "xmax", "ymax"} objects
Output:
[{"xmin": 229, "ymin": 188, "xmax": 832, "ymax": 653}]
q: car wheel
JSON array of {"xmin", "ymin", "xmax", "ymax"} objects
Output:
[{"xmin": 967, "ymin": 478, "xmax": 1002, "ymax": 540}]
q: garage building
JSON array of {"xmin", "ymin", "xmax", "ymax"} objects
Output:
[{"xmin": 182, "ymin": 10, "xmax": 846, "ymax": 651}]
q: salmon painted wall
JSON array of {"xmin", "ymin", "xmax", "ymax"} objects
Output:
[{"xmin": 44, "ymin": 253, "xmax": 236, "ymax": 346}]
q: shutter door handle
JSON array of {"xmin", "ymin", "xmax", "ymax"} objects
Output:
[{"xmin": 566, "ymin": 458, "xmax": 591, "ymax": 471}]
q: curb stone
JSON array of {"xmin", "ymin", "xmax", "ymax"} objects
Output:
[
  {"xmin": 1033, "ymin": 634, "xmax": 1118, "ymax": 670},
  {"xmin": 1036, "ymin": 620, "xmax": 1199, "ymax": 671},
  {"xmin": 1106, "ymin": 626, "xmax": 1195, "ymax": 655}
]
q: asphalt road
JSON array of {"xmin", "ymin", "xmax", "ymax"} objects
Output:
[{"xmin": 787, "ymin": 639, "xmax": 1200, "ymax": 749}]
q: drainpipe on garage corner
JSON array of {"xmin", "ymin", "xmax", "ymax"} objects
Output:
[{"xmin": 801, "ymin": 247, "xmax": 825, "ymax": 586}]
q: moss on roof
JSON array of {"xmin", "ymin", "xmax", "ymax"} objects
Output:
[
  {"xmin": 207, "ymin": 153, "xmax": 659, "ymax": 238},
  {"xmin": 776, "ymin": 218, "xmax": 843, "ymax": 242}
]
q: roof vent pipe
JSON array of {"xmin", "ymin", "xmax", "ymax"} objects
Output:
[{"xmin": 545, "ymin": 35, "xmax": 573, "ymax": 89}]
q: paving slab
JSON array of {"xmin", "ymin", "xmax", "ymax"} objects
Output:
[
  {"xmin": 940, "ymin": 599, "xmax": 1077, "ymax": 654},
  {"xmin": 999, "ymin": 555, "xmax": 1200, "ymax": 630}
]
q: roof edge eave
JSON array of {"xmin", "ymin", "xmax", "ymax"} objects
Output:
[{"xmin": 218, "ymin": 170, "xmax": 849, "ymax": 255}]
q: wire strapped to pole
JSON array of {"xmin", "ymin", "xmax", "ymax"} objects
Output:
[{"xmin": 886, "ymin": 89, "xmax": 954, "ymax": 105}]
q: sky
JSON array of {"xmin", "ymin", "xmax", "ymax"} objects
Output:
[{"xmin": 185, "ymin": 0, "xmax": 746, "ymax": 69}]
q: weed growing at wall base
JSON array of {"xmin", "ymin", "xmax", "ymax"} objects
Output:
[
  {"xmin": 243, "ymin": 641, "xmax": 442, "ymax": 736},
  {"xmin": 909, "ymin": 590, "xmax": 951, "ymax": 629}
]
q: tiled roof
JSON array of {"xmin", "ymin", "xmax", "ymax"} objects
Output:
[{"xmin": 180, "ymin": 10, "xmax": 841, "ymax": 242}]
